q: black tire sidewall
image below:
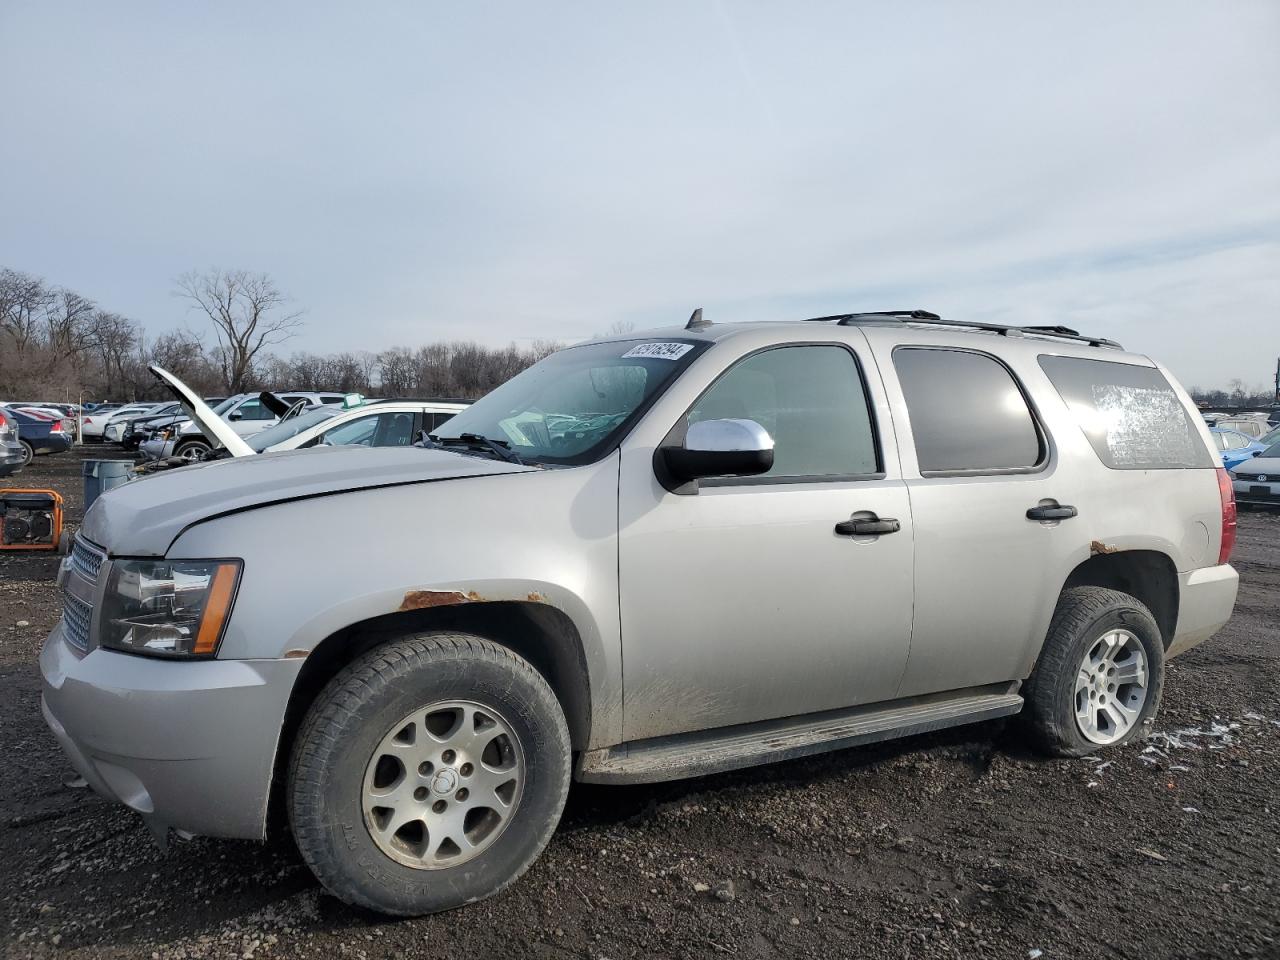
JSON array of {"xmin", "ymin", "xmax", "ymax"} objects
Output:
[
  {"xmin": 1045, "ymin": 596, "xmax": 1165, "ymax": 755},
  {"xmin": 290, "ymin": 637, "xmax": 570, "ymax": 915}
]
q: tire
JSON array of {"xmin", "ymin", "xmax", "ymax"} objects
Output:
[
  {"xmin": 288, "ymin": 633, "xmax": 572, "ymax": 916},
  {"xmin": 174, "ymin": 438, "xmax": 211, "ymax": 462},
  {"xmin": 1022, "ymin": 586, "xmax": 1165, "ymax": 757},
  {"xmin": 18, "ymin": 440, "xmax": 34, "ymax": 468}
]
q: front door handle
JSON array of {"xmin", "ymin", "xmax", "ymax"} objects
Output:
[
  {"xmin": 1026, "ymin": 503, "xmax": 1078, "ymax": 521},
  {"xmin": 835, "ymin": 516, "xmax": 901, "ymax": 536}
]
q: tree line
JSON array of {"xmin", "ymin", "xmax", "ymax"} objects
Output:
[{"xmin": 0, "ymin": 265, "xmax": 561, "ymax": 402}]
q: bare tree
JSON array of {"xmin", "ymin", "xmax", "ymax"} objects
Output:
[
  {"xmin": 89, "ymin": 310, "xmax": 140, "ymax": 397},
  {"xmin": 0, "ymin": 268, "xmax": 54, "ymax": 356},
  {"xmin": 174, "ymin": 269, "xmax": 304, "ymax": 392}
]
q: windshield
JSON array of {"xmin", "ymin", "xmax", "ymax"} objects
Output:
[
  {"xmin": 210, "ymin": 396, "xmax": 239, "ymax": 416},
  {"xmin": 433, "ymin": 338, "xmax": 708, "ymax": 464},
  {"xmin": 249, "ymin": 406, "xmax": 341, "ymax": 451}
]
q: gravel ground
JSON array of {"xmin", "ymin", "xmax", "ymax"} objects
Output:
[{"xmin": 2, "ymin": 447, "xmax": 1278, "ymax": 960}]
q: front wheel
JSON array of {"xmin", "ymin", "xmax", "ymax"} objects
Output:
[
  {"xmin": 174, "ymin": 438, "xmax": 211, "ymax": 462},
  {"xmin": 1022, "ymin": 586, "xmax": 1165, "ymax": 757},
  {"xmin": 288, "ymin": 633, "xmax": 571, "ymax": 915}
]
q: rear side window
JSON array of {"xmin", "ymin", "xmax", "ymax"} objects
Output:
[
  {"xmin": 894, "ymin": 348, "xmax": 1043, "ymax": 474},
  {"xmin": 1038, "ymin": 355, "xmax": 1214, "ymax": 469}
]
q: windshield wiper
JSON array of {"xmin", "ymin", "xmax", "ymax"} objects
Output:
[{"xmin": 417, "ymin": 431, "xmax": 531, "ymax": 465}]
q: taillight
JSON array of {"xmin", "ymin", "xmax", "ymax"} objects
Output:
[
  {"xmin": 1216, "ymin": 467, "xmax": 1237, "ymax": 565},
  {"xmin": 51, "ymin": 419, "xmax": 65, "ymax": 433},
  {"xmin": 0, "ymin": 412, "xmax": 6, "ymax": 428}
]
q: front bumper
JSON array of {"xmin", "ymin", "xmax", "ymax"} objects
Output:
[
  {"xmin": 1167, "ymin": 563, "xmax": 1240, "ymax": 659},
  {"xmin": 40, "ymin": 623, "xmax": 303, "ymax": 840},
  {"xmin": 138, "ymin": 438, "xmax": 175, "ymax": 461},
  {"xmin": 1232, "ymin": 478, "xmax": 1280, "ymax": 507}
]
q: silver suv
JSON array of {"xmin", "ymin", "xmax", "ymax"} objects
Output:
[{"xmin": 41, "ymin": 311, "xmax": 1239, "ymax": 915}]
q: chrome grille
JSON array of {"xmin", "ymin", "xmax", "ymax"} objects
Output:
[
  {"xmin": 71, "ymin": 536, "xmax": 106, "ymax": 583},
  {"xmin": 62, "ymin": 591, "xmax": 93, "ymax": 652}
]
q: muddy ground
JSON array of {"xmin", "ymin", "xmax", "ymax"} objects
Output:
[{"xmin": 1, "ymin": 447, "xmax": 1278, "ymax": 960}]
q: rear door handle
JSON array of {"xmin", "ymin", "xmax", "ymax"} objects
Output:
[
  {"xmin": 1026, "ymin": 503, "xmax": 1078, "ymax": 521},
  {"xmin": 834, "ymin": 517, "xmax": 901, "ymax": 536}
]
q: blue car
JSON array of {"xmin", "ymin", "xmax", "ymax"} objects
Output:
[
  {"xmin": 2, "ymin": 407, "xmax": 73, "ymax": 467},
  {"xmin": 1210, "ymin": 427, "xmax": 1268, "ymax": 472}
]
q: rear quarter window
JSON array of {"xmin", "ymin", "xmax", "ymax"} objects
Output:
[{"xmin": 1037, "ymin": 355, "xmax": 1214, "ymax": 470}]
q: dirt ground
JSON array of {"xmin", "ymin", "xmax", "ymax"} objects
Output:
[{"xmin": 2, "ymin": 447, "xmax": 1278, "ymax": 960}]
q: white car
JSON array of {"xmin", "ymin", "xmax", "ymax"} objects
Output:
[
  {"xmin": 79, "ymin": 405, "xmax": 130, "ymax": 441},
  {"xmin": 246, "ymin": 400, "xmax": 468, "ymax": 454},
  {"xmin": 139, "ymin": 390, "xmax": 349, "ymax": 461},
  {"xmin": 146, "ymin": 367, "xmax": 468, "ymax": 460}
]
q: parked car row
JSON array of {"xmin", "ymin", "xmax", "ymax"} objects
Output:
[
  {"xmin": 146, "ymin": 368, "xmax": 469, "ymax": 464},
  {"xmin": 0, "ymin": 404, "xmax": 75, "ymax": 477}
]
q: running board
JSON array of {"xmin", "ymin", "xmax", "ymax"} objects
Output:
[{"xmin": 577, "ymin": 686, "xmax": 1024, "ymax": 784}]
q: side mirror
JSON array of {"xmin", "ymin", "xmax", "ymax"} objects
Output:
[
  {"xmin": 228, "ymin": 411, "xmax": 243, "ymax": 421},
  {"xmin": 661, "ymin": 418, "xmax": 774, "ymax": 484},
  {"xmin": 1253, "ymin": 450, "xmax": 1263, "ymax": 457}
]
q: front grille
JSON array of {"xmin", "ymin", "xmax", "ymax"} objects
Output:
[
  {"xmin": 62, "ymin": 591, "xmax": 93, "ymax": 652},
  {"xmin": 1234, "ymin": 473, "xmax": 1272, "ymax": 483},
  {"xmin": 71, "ymin": 536, "xmax": 106, "ymax": 583}
]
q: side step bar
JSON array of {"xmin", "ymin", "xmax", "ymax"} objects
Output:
[{"xmin": 577, "ymin": 685, "xmax": 1024, "ymax": 784}]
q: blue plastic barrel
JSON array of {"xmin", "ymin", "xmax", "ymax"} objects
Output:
[{"xmin": 82, "ymin": 460, "xmax": 133, "ymax": 512}]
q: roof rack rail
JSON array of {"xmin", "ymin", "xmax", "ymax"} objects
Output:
[{"xmin": 802, "ymin": 310, "xmax": 1121, "ymax": 349}]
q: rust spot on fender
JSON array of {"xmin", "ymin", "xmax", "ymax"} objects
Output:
[
  {"xmin": 526, "ymin": 592, "xmax": 546, "ymax": 603},
  {"xmin": 283, "ymin": 648, "xmax": 309, "ymax": 659},
  {"xmin": 1090, "ymin": 540, "xmax": 1119, "ymax": 556},
  {"xmin": 399, "ymin": 589, "xmax": 484, "ymax": 611}
]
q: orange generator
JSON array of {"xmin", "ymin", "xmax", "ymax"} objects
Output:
[{"xmin": 0, "ymin": 489, "xmax": 64, "ymax": 551}]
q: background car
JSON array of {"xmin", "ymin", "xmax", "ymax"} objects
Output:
[
  {"xmin": 114, "ymin": 401, "xmax": 184, "ymax": 448},
  {"xmin": 101, "ymin": 403, "xmax": 167, "ymax": 443},
  {"xmin": 1210, "ymin": 427, "xmax": 1268, "ymax": 471},
  {"xmin": 0, "ymin": 407, "xmax": 72, "ymax": 467},
  {"xmin": 139, "ymin": 391, "xmax": 347, "ymax": 461},
  {"xmin": 1230, "ymin": 439, "xmax": 1280, "ymax": 510},
  {"xmin": 0, "ymin": 409, "xmax": 24, "ymax": 477},
  {"xmin": 1213, "ymin": 415, "xmax": 1271, "ymax": 440},
  {"xmin": 80, "ymin": 403, "xmax": 136, "ymax": 441},
  {"xmin": 246, "ymin": 399, "xmax": 468, "ymax": 454}
]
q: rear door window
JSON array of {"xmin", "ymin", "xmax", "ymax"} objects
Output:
[
  {"xmin": 893, "ymin": 348, "xmax": 1043, "ymax": 474},
  {"xmin": 1038, "ymin": 355, "xmax": 1214, "ymax": 469}
]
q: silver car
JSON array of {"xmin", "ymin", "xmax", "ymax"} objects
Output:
[
  {"xmin": 1231, "ymin": 439, "xmax": 1280, "ymax": 508},
  {"xmin": 42, "ymin": 311, "xmax": 1239, "ymax": 916}
]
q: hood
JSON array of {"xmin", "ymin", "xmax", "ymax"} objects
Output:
[
  {"xmin": 149, "ymin": 365, "xmax": 255, "ymax": 457},
  {"xmin": 82, "ymin": 443, "xmax": 536, "ymax": 556},
  {"xmin": 1233, "ymin": 455, "xmax": 1280, "ymax": 476}
]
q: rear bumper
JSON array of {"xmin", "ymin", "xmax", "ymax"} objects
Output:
[
  {"xmin": 31, "ymin": 435, "xmax": 71, "ymax": 455},
  {"xmin": 40, "ymin": 622, "xmax": 303, "ymax": 840},
  {"xmin": 1168, "ymin": 564, "xmax": 1239, "ymax": 659}
]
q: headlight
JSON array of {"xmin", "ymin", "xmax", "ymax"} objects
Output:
[{"xmin": 100, "ymin": 559, "xmax": 241, "ymax": 658}]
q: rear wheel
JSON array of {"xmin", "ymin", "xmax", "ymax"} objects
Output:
[
  {"xmin": 174, "ymin": 438, "xmax": 211, "ymax": 462},
  {"xmin": 1022, "ymin": 586, "xmax": 1164, "ymax": 757},
  {"xmin": 288, "ymin": 633, "xmax": 571, "ymax": 915},
  {"xmin": 18, "ymin": 441, "xmax": 33, "ymax": 467}
]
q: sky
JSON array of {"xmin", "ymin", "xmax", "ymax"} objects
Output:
[{"xmin": 1, "ymin": 1, "xmax": 1278, "ymax": 389}]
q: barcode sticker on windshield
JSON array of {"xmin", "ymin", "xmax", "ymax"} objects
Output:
[{"xmin": 622, "ymin": 342, "xmax": 694, "ymax": 361}]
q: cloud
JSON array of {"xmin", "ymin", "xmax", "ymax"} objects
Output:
[{"xmin": 1, "ymin": 1, "xmax": 1277, "ymax": 387}]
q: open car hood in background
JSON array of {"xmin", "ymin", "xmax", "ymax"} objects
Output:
[{"xmin": 148, "ymin": 365, "xmax": 255, "ymax": 458}]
